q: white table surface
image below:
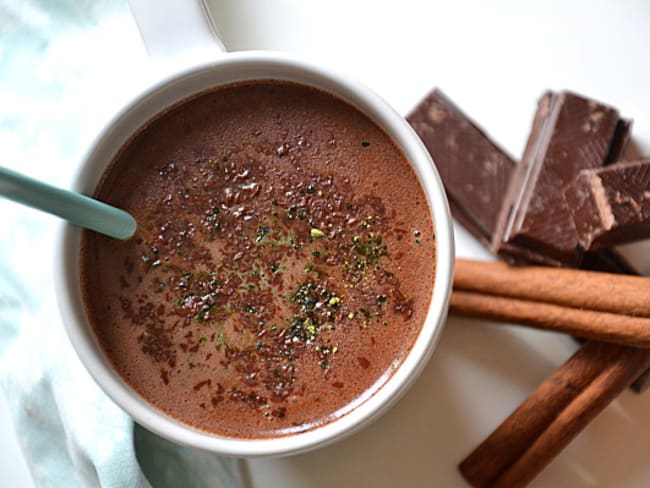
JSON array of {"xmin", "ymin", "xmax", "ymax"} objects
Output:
[{"xmin": 2, "ymin": 1, "xmax": 650, "ymax": 486}]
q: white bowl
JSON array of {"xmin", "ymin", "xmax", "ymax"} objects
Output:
[{"xmin": 55, "ymin": 51, "xmax": 454, "ymax": 457}]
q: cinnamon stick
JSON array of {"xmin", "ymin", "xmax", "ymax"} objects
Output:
[
  {"xmin": 454, "ymin": 258, "xmax": 650, "ymax": 318},
  {"xmin": 454, "ymin": 257, "xmax": 650, "ymax": 391},
  {"xmin": 459, "ymin": 341, "xmax": 650, "ymax": 487},
  {"xmin": 450, "ymin": 291, "xmax": 650, "ymax": 349}
]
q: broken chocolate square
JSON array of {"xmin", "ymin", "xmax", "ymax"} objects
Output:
[
  {"xmin": 407, "ymin": 89, "xmax": 516, "ymax": 247},
  {"xmin": 564, "ymin": 159, "xmax": 650, "ymax": 251},
  {"xmin": 492, "ymin": 91, "xmax": 631, "ymax": 266}
]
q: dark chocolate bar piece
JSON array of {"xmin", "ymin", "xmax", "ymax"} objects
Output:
[
  {"xmin": 493, "ymin": 91, "xmax": 631, "ymax": 266},
  {"xmin": 564, "ymin": 159, "xmax": 650, "ymax": 250},
  {"xmin": 407, "ymin": 89, "xmax": 516, "ymax": 246},
  {"xmin": 581, "ymin": 249, "xmax": 638, "ymax": 274},
  {"xmin": 632, "ymin": 368, "xmax": 650, "ymax": 393}
]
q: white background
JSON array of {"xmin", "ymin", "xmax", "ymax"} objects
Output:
[{"xmin": 2, "ymin": 0, "xmax": 650, "ymax": 486}]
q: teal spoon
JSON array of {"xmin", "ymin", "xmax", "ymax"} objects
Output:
[{"xmin": 0, "ymin": 166, "xmax": 136, "ymax": 240}]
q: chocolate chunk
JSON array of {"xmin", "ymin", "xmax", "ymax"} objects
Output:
[
  {"xmin": 631, "ymin": 368, "xmax": 650, "ymax": 393},
  {"xmin": 493, "ymin": 91, "xmax": 631, "ymax": 266},
  {"xmin": 407, "ymin": 89, "xmax": 516, "ymax": 246},
  {"xmin": 564, "ymin": 159, "xmax": 650, "ymax": 250},
  {"xmin": 581, "ymin": 249, "xmax": 638, "ymax": 275}
]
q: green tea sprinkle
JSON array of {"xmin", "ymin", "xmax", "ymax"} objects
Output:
[
  {"xmin": 310, "ymin": 228, "xmax": 325, "ymax": 238},
  {"xmin": 328, "ymin": 296, "xmax": 341, "ymax": 306},
  {"xmin": 303, "ymin": 318, "xmax": 316, "ymax": 339},
  {"xmin": 255, "ymin": 226, "xmax": 270, "ymax": 243}
]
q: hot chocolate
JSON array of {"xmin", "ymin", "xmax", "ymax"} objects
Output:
[{"xmin": 80, "ymin": 81, "xmax": 435, "ymax": 438}]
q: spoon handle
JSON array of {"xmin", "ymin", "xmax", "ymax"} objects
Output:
[{"xmin": 0, "ymin": 166, "xmax": 136, "ymax": 240}]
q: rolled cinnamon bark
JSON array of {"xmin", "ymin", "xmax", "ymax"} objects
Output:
[
  {"xmin": 450, "ymin": 291, "xmax": 650, "ymax": 349},
  {"xmin": 454, "ymin": 258, "xmax": 650, "ymax": 318},
  {"xmin": 459, "ymin": 341, "xmax": 650, "ymax": 487}
]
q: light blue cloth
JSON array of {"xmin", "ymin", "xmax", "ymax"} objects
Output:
[{"xmin": 0, "ymin": 1, "xmax": 244, "ymax": 486}]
